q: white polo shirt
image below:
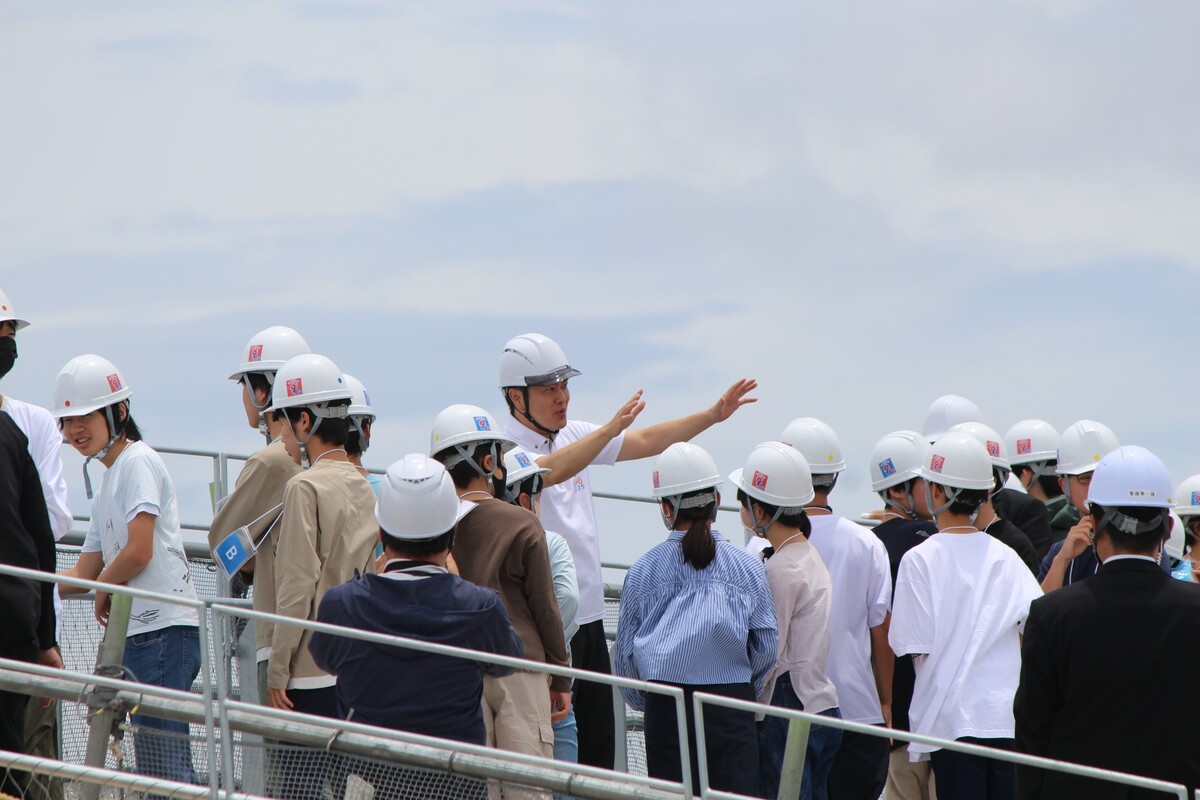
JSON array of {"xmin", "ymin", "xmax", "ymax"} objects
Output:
[
  {"xmin": 504, "ymin": 417, "xmax": 624, "ymax": 626},
  {"xmin": 807, "ymin": 513, "xmax": 892, "ymax": 723}
]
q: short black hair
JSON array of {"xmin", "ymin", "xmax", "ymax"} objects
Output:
[
  {"xmin": 736, "ymin": 489, "xmax": 812, "ymax": 536},
  {"xmin": 433, "ymin": 446, "xmax": 491, "ymax": 489},
  {"xmin": 1013, "ymin": 465, "xmax": 1063, "ymax": 498},
  {"xmin": 380, "ymin": 528, "xmax": 455, "ymax": 559},
  {"xmin": 244, "ymin": 373, "xmax": 271, "ymax": 399},
  {"xmin": 1089, "ymin": 503, "xmax": 1168, "ymax": 556},
  {"xmin": 282, "ymin": 401, "xmax": 351, "ymax": 446},
  {"xmin": 947, "ymin": 487, "xmax": 988, "ymax": 516}
]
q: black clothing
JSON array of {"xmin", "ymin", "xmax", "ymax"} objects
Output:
[
  {"xmin": 994, "ymin": 488, "xmax": 1053, "ymax": 561},
  {"xmin": 983, "ymin": 517, "xmax": 1038, "ymax": 574}
]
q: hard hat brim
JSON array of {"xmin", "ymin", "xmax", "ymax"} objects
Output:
[{"xmin": 522, "ymin": 366, "xmax": 581, "ymax": 387}]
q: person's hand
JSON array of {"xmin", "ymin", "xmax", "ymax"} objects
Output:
[
  {"xmin": 37, "ymin": 649, "xmax": 63, "ymax": 707},
  {"xmin": 268, "ymin": 688, "xmax": 294, "ymax": 710},
  {"xmin": 881, "ymin": 702, "xmax": 894, "ymax": 745},
  {"xmin": 1059, "ymin": 516, "xmax": 1094, "ymax": 561},
  {"xmin": 710, "ymin": 379, "xmax": 758, "ymax": 423},
  {"xmin": 94, "ymin": 591, "xmax": 111, "ymax": 626},
  {"xmin": 604, "ymin": 391, "xmax": 646, "ymax": 438},
  {"xmin": 550, "ymin": 689, "xmax": 572, "ymax": 723}
]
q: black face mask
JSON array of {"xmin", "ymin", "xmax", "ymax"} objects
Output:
[{"xmin": 0, "ymin": 337, "xmax": 16, "ymax": 380}]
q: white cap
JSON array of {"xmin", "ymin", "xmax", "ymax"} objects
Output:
[
  {"xmin": 921, "ymin": 431, "xmax": 996, "ymax": 491},
  {"xmin": 1056, "ymin": 420, "xmax": 1119, "ymax": 476},
  {"xmin": 950, "ymin": 421, "xmax": 1010, "ymax": 471},
  {"xmin": 271, "ymin": 354, "xmax": 352, "ymax": 412},
  {"xmin": 869, "ymin": 431, "xmax": 929, "ymax": 492},
  {"xmin": 499, "ymin": 333, "xmax": 581, "ymax": 388},
  {"xmin": 0, "ymin": 288, "xmax": 30, "ymax": 331},
  {"xmin": 729, "ymin": 441, "xmax": 816, "ymax": 508},
  {"xmin": 1087, "ymin": 445, "xmax": 1175, "ymax": 509},
  {"xmin": 52, "ymin": 354, "xmax": 133, "ymax": 418},
  {"xmin": 651, "ymin": 442, "xmax": 722, "ymax": 499},
  {"xmin": 780, "ymin": 417, "xmax": 845, "ymax": 475},
  {"xmin": 1005, "ymin": 419, "xmax": 1059, "ymax": 466},
  {"xmin": 922, "ymin": 394, "xmax": 984, "ymax": 441},
  {"xmin": 375, "ymin": 455, "xmax": 463, "ymax": 540},
  {"xmin": 429, "ymin": 404, "xmax": 515, "ymax": 458},
  {"xmin": 229, "ymin": 326, "xmax": 311, "ymax": 382},
  {"xmin": 504, "ymin": 448, "xmax": 551, "ymax": 487}
]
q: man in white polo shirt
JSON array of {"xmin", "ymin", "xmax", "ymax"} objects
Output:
[{"xmin": 499, "ymin": 332, "xmax": 757, "ymax": 770}]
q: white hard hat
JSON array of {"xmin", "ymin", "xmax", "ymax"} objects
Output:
[
  {"xmin": 499, "ymin": 333, "xmax": 581, "ymax": 388},
  {"xmin": 0, "ymin": 288, "xmax": 30, "ymax": 331},
  {"xmin": 375, "ymin": 454, "xmax": 462, "ymax": 540},
  {"xmin": 52, "ymin": 354, "xmax": 133, "ymax": 418},
  {"xmin": 1167, "ymin": 511, "xmax": 1187, "ymax": 560},
  {"xmin": 729, "ymin": 441, "xmax": 815, "ymax": 508},
  {"xmin": 343, "ymin": 374, "xmax": 375, "ymax": 421},
  {"xmin": 228, "ymin": 326, "xmax": 311, "ymax": 382},
  {"xmin": 270, "ymin": 354, "xmax": 352, "ymax": 413},
  {"xmin": 1056, "ymin": 420, "xmax": 1119, "ymax": 476},
  {"xmin": 869, "ymin": 430, "xmax": 929, "ymax": 492},
  {"xmin": 651, "ymin": 442, "xmax": 722, "ymax": 499},
  {"xmin": 1174, "ymin": 475, "xmax": 1200, "ymax": 517},
  {"xmin": 950, "ymin": 421, "xmax": 1010, "ymax": 471},
  {"xmin": 504, "ymin": 447, "xmax": 551, "ymax": 487},
  {"xmin": 1005, "ymin": 419, "xmax": 1059, "ymax": 466},
  {"xmin": 430, "ymin": 405, "xmax": 515, "ymax": 459},
  {"xmin": 921, "ymin": 431, "xmax": 996, "ymax": 492},
  {"xmin": 1087, "ymin": 445, "xmax": 1175, "ymax": 509},
  {"xmin": 780, "ymin": 417, "xmax": 845, "ymax": 475},
  {"xmin": 921, "ymin": 394, "xmax": 984, "ymax": 441}
]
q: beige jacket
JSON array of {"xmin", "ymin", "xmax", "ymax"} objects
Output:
[
  {"xmin": 208, "ymin": 439, "xmax": 300, "ymax": 659},
  {"xmin": 268, "ymin": 460, "xmax": 378, "ymax": 690}
]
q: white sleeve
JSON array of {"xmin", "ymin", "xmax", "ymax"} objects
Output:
[
  {"xmin": 29, "ymin": 409, "xmax": 72, "ymax": 541},
  {"xmin": 119, "ymin": 452, "xmax": 166, "ymax": 521},
  {"xmin": 888, "ymin": 553, "xmax": 933, "ymax": 656},
  {"xmin": 866, "ymin": 533, "xmax": 893, "ymax": 627},
  {"xmin": 563, "ymin": 420, "xmax": 624, "ymax": 467},
  {"xmin": 545, "ymin": 531, "xmax": 580, "ymax": 641},
  {"xmin": 126, "ymin": 502, "xmax": 161, "ymax": 524}
]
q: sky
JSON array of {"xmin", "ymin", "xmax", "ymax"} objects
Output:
[{"xmin": 2, "ymin": 0, "xmax": 1199, "ymax": 569}]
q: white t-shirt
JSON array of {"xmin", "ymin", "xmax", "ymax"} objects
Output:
[
  {"xmin": 1, "ymin": 396, "xmax": 72, "ymax": 539},
  {"xmin": 889, "ymin": 531, "xmax": 1042, "ymax": 755},
  {"xmin": 807, "ymin": 513, "xmax": 892, "ymax": 723},
  {"xmin": 504, "ymin": 418, "xmax": 625, "ymax": 626},
  {"xmin": 82, "ymin": 442, "xmax": 199, "ymax": 634}
]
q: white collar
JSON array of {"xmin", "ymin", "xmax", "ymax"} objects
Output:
[{"xmin": 1101, "ymin": 554, "xmax": 1158, "ymax": 565}]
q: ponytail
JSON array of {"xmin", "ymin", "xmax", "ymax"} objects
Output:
[{"xmin": 676, "ymin": 498, "xmax": 717, "ymax": 570}]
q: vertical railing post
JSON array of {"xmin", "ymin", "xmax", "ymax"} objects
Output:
[
  {"xmin": 210, "ymin": 605, "xmax": 237, "ymax": 798},
  {"xmin": 692, "ymin": 693, "xmax": 709, "ymax": 798},
  {"xmin": 776, "ymin": 717, "xmax": 810, "ymax": 800},
  {"xmin": 196, "ymin": 609, "xmax": 220, "ymax": 800},
  {"xmin": 81, "ymin": 591, "xmax": 132, "ymax": 800}
]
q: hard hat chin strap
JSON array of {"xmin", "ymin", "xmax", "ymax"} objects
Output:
[
  {"xmin": 244, "ymin": 374, "xmax": 276, "ymax": 446},
  {"xmin": 516, "ymin": 387, "xmax": 562, "ymax": 441},
  {"xmin": 925, "ymin": 481, "xmax": 971, "ymax": 521},
  {"xmin": 83, "ymin": 404, "xmax": 126, "ymax": 500},
  {"xmin": 661, "ymin": 490, "xmax": 719, "ymax": 531},
  {"xmin": 452, "ymin": 441, "xmax": 507, "ymax": 498},
  {"xmin": 881, "ymin": 485, "xmax": 917, "ymax": 519},
  {"xmin": 292, "ymin": 403, "xmax": 347, "ymax": 469},
  {"xmin": 350, "ymin": 415, "xmax": 371, "ymax": 454},
  {"xmin": 1097, "ymin": 507, "xmax": 1170, "ymax": 537}
]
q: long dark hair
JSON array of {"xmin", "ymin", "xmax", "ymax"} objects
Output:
[{"xmin": 674, "ymin": 491, "xmax": 718, "ymax": 570}]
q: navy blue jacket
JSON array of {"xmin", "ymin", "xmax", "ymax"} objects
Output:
[
  {"xmin": 1037, "ymin": 540, "xmax": 1170, "ymax": 586},
  {"xmin": 309, "ymin": 568, "xmax": 524, "ymax": 744}
]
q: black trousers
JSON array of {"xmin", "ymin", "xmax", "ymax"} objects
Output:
[
  {"xmin": 0, "ymin": 688, "xmax": 30, "ymax": 797},
  {"xmin": 271, "ymin": 686, "xmax": 339, "ymax": 800},
  {"xmin": 571, "ymin": 620, "xmax": 616, "ymax": 769},
  {"xmin": 643, "ymin": 682, "xmax": 759, "ymax": 797},
  {"xmin": 929, "ymin": 737, "xmax": 1014, "ymax": 800},
  {"xmin": 828, "ymin": 728, "xmax": 890, "ymax": 800}
]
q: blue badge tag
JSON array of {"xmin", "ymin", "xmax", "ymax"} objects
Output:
[{"xmin": 215, "ymin": 527, "xmax": 255, "ymax": 579}]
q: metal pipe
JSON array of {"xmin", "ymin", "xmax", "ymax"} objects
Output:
[{"xmin": 81, "ymin": 590, "xmax": 132, "ymax": 800}]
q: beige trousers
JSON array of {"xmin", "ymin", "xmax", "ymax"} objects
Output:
[{"xmin": 482, "ymin": 671, "xmax": 554, "ymax": 800}]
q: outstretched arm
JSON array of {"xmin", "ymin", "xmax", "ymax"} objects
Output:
[
  {"xmin": 617, "ymin": 379, "xmax": 758, "ymax": 462},
  {"xmin": 539, "ymin": 391, "xmax": 645, "ymax": 487}
]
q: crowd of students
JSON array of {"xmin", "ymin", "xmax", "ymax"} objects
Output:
[{"xmin": 1, "ymin": 285, "xmax": 1199, "ymax": 800}]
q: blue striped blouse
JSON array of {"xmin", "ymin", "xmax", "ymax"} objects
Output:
[{"xmin": 613, "ymin": 529, "xmax": 778, "ymax": 712}]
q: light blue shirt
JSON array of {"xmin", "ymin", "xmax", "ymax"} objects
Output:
[{"xmin": 613, "ymin": 529, "xmax": 778, "ymax": 711}]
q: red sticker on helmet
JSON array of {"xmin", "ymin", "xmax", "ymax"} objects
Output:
[
  {"xmin": 930, "ymin": 454, "xmax": 945, "ymax": 473},
  {"xmin": 286, "ymin": 378, "xmax": 303, "ymax": 397},
  {"xmin": 106, "ymin": 374, "xmax": 122, "ymax": 392},
  {"xmin": 1017, "ymin": 438, "xmax": 1032, "ymax": 455},
  {"xmin": 652, "ymin": 470, "xmax": 660, "ymax": 489},
  {"xmin": 248, "ymin": 344, "xmax": 263, "ymax": 362},
  {"xmin": 986, "ymin": 440, "xmax": 1000, "ymax": 457},
  {"xmin": 752, "ymin": 470, "xmax": 769, "ymax": 490}
]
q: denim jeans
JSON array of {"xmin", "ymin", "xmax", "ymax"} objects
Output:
[
  {"xmin": 122, "ymin": 625, "xmax": 202, "ymax": 792},
  {"xmin": 758, "ymin": 675, "xmax": 843, "ymax": 800},
  {"xmin": 929, "ymin": 737, "xmax": 1013, "ymax": 800},
  {"xmin": 552, "ymin": 708, "xmax": 578, "ymax": 800}
]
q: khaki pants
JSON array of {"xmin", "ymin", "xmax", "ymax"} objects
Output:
[
  {"xmin": 482, "ymin": 671, "xmax": 554, "ymax": 800},
  {"xmin": 884, "ymin": 744, "xmax": 937, "ymax": 800},
  {"xmin": 21, "ymin": 695, "xmax": 64, "ymax": 800}
]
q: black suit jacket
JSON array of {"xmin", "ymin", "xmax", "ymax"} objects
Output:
[
  {"xmin": 0, "ymin": 412, "xmax": 56, "ymax": 656},
  {"xmin": 1014, "ymin": 558, "xmax": 1200, "ymax": 799},
  {"xmin": 995, "ymin": 487, "xmax": 1054, "ymax": 561}
]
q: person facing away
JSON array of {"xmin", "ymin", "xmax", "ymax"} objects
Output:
[
  {"xmin": 209, "ymin": 326, "xmax": 308, "ymax": 704},
  {"xmin": 781, "ymin": 417, "xmax": 893, "ymax": 800},
  {"xmin": 309, "ymin": 455, "xmax": 524, "ymax": 743},
  {"xmin": 866, "ymin": 430, "xmax": 938, "ymax": 800},
  {"xmin": 1014, "ymin": 446, "xmax": 1200, "ymax": 800},
  {"xmin": 614, "ymin": 442, "xmax": 777, "ymax": 798},
  {"xmin": 889, "ymin": 432, "xmax": 1042, "ymax": 800},
  {"xmin": 54, "ymin": 355, "xmax": 201, "ymax": 793},
  {"xmin": 499, "ymin": 332, "xmax": 756, "ymax": 770},
  {"xmin": 738, "ymin": 442, "xmax": 842, "ymax": 800}
]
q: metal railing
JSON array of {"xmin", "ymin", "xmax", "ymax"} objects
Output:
[{"xmin": 20, "ymin": 445, "xmax": 1195, "ymax": 800}]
